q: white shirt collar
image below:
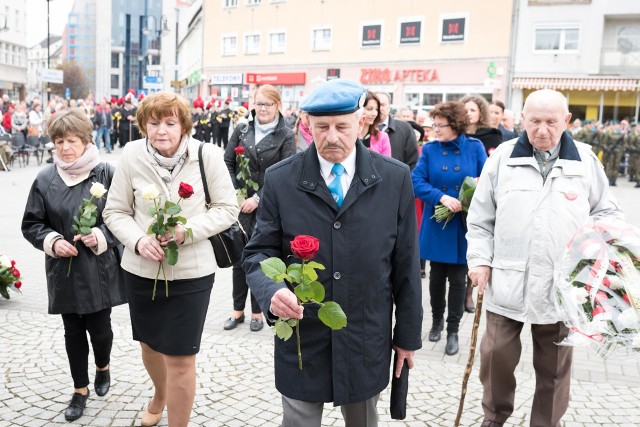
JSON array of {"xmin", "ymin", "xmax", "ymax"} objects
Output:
[{"xmin": 317, "ymin": 146, "xmax": 357, "ymax": 181}]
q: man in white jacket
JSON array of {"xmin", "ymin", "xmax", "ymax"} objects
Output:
[{"xmin": 466, "ymin": 89, "xmax": 623, "ymax": 427}]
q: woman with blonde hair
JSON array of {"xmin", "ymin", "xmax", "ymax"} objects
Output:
[
  {"xmin": 223, "ymin": 84, "xmax": 296, "ymax": 332},
  {"xmin": 103, "ymin": 92, "xmax": 239, "ymax": 426}
]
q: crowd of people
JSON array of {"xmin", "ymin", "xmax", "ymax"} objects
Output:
[{"xmin": 9, "ymin": 80, "xmax": 626, "ymax": 427}]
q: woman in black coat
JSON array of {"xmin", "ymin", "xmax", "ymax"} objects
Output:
[
  {"xmin": 21, "ymin": 109, "xmax": 125, "ymax": 422},
  {"xmin": 461, "ymin": 94, "xmax": 502, "ymax": 314},
  {"xmin": 223, "ymin": 84, "xmax": 296, "ymax": 332}
]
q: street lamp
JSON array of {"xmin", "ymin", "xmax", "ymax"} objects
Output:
[{"xmin": 46, "ymin": 0, "xmax": 52, "ymax": 102}]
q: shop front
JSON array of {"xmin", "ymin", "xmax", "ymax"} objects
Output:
[
  {"xmin": 209, "ymin": 73, "xmax": 245, "ymax": 106},
  {"xmin": 245, "ymin": 72, "xmax": 306, "ymax": 108},
  {"xmin": 512, "ymin": 76, "xmax": 640, "ymax": 122}
]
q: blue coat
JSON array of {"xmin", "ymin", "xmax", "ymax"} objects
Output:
[{"xmin": 412, "ymin": 134, "xmax": 487, "ymax": 264}]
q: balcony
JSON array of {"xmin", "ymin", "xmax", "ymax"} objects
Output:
[{"xmin": 601, "ymin": 48, "xmax": 640, "ymax": 74}]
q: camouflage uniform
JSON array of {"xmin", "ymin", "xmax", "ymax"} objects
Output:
[
  {"xmin": 627, "ymin": 129, "xmax": 640, "ymax": 187},
  {"xmin": 602, "ymin": 128, "xmax": 626, "ymax": 186}
]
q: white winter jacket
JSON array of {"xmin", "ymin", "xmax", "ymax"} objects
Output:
[{"xmin": 466, "ymin": 132, "xmax": 623, "ymax": 324}]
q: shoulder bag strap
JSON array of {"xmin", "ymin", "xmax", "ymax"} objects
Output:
[{"xmin": 198, "ymin": 142, "xmax": 213, "ymax": 209}]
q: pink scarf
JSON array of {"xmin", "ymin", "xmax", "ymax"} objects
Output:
[
  {"xmin": 298, "ymin": 121, "xmax": 313, "ymax": 145},
  {"xmin": 53, "ymin": 143, "xmax": 101, "ymax": 182}
]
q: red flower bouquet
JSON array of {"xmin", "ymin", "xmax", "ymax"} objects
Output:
[
  {"xmin": 260, "ymin": 235, "xmax": 347, "ymax": 369},
  {"xmin": 0, "ymin": 252, "xmax": 22, "ymax": 299},
  {"xmin": 554, "ymin": 218, "xmax": 640, "ymax": 357}
]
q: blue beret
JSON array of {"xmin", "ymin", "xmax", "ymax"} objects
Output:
[{"xmin": 300, "ymin": 79, "xmax": 367, "ymax": 116}]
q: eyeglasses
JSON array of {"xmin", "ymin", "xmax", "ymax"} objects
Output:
[
  {"xmin": 255, "ymin": 102, "xmax": 275, "ymax": 109},
  {"xmin": 432, "ymin": 123, "xmax": 451, "ymax": 129}
]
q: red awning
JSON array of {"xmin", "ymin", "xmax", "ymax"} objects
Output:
[{"xmin": 512, "ymin": 77, "xmax": 640, "ymax": 91}]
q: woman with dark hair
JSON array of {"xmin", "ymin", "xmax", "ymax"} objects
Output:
[
  {"xmin": 22, "ymin": 109, "xmax": 126, "ymax": 422},
  {"xmin": 412, "ymin": 101, "xmax": 486, "ymax": 356},
  {"xmin": 357, "ymin": 92, "xmax": 391, "ymax": 156},
  {"xmin": 103, "ymin": 92, "xmax": 239, "ymax": 426},
  {"xmin": 461, "ymin": 94, "xmax": 502, "ymax": 156},
  {"xmin": 461, "ymin": 94, "xmax": 502, "ymax": 313},
  {"xmin": 223, "ymin": 84, "xmax": 296, "ymax": 332}
]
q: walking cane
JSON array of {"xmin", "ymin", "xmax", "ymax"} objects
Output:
[{"xmin": 454, "ymin": 292, "xmax": 484, "ymax": 427}]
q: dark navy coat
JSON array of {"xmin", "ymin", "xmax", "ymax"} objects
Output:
[
  {"xmin": 243, "ymin": 141, "xmax": 423, "ymax": 406},
  {"xmin": 412, "ymin": 134, "xmax": 487, "ymax": 264}
]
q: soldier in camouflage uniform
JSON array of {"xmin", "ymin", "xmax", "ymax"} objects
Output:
[
  {"xmin": 628, "ymin": 126, "xmax": 640, "ymax": 187},
  {"xmin": 602, "ymin": 123, "xmax": 626, "ymax": 186}
]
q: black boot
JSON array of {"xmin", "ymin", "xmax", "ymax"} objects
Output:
[
  {"xmin": 609, "ymin": 177, "xmax": 617, "ymax": 186},
  {"xmin": 428, "ymin": 319, "xmax": 444, "ymax": 342},
  {"xmin": 445, "ymin": 333, "xmax": 459, "ymax": 355},
  {"xmin": 64, "ymin": 390, "xmax": 89, "ymax": 421},
  {"xmin": 635, "ymin": 182, "xmax": 640, "ymax": 188}
]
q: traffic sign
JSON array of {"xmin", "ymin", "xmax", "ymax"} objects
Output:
[{"xmin": 40, "ymin": 69, "xmax": 63, "ymax": 84}]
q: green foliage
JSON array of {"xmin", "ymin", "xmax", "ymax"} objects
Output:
[
  {"xmin": 260, "ymin": 246, "xmax": 348, "ymax": 369},
  {"xmin": 318, "ymin": 301, "xmax": 348, "ymax": 330}
]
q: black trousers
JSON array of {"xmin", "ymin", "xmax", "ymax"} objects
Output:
[
  {"xmin": 61, "ymin": 308, "xmax": 113, "ymax": 388},
  {"xmin": 232, "ymin": 264, "xmax": 262, "ymax": 314},
  {"xmin": 429, "ymin": 262, "xmax": 467, "ymax": 333},
  {"xmin": 218, "ymin": 126, "xmax": 229, "ymax": 149}
]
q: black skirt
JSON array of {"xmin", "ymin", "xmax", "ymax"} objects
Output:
[{"xmin": 124, "ymin": 271, "xmax": 215, "ymax": 355}]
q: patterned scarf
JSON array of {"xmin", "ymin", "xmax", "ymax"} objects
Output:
[{"xmin": 146, "ymin": 136, "xmax": 189, "ymax": 172}]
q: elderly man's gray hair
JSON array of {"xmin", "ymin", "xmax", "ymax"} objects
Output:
[{"xmin": 522, "ymin": 89, "xmax": 569, "ymax": 115}]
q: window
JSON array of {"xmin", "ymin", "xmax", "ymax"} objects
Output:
[
  {"xmin": 111, "ymin": 52, "xmax": 119, "ymax": 68},
  {"xmin": 312, "ymin": 28, "xmax": 331, "ymax": 51},
  {"xmin": 534, "ymin": 27, "xmax": 579, "ymax": 52},
  {"xmin": 269, "ymin": 31, "xmax": 286, "ymax": 53},
  {"xmin": 111, "ymin": 74, "xmax": 119, "ymax": 89},
  {"xmin": 617, "ymin": 25, "xmax": 640, "ymax": 53},
  {"xmin": 244, "ymin": 33, "xmax": 260, "ymax": 54},
  {"xmin": 222, "ymin": 34, "xmax": 237, "ymax": 56},
  {"xmin": 246, "ymin": 0, "xmax": 261, "ymax": 5},
  {"xmin": 223, "ymin": 0, "xmax": 237, "ymax": 7}
]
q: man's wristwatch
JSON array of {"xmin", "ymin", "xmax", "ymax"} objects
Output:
[{"xmin": 253, "ymin": 193, "xmax": 260, "ymax": 204}]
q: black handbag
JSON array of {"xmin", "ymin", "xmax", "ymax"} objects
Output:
[{"xmin": 198, "ymin": 142, "xmax": 248, "ymax": 268}]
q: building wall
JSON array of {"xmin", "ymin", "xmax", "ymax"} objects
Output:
[
  {"xmin": 516, "ymin": 0, "xmax": 640, "ymax": 76},
  {"xmin": 198, "ymin": 0, "xmax": 514, "ymax": 109},
  {"xmin": 26, "ymin": 37, "xmax": 63, "ymax": 100},
  {"xmin": 0, "ymin": 0, "xmax": 27, "ymax": 100}
]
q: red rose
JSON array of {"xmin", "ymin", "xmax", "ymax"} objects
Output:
[
  {"xmin": 592, "ymin": 306, "xmax": 606, "ymax": 317},
  {"xmin": 14, "ymin": 281, "xmax": 21, "ymax": 289},
  {"xmin": 623, "ymin": 293, "xmax": 631, "ymax": 305},
  {"xmin": 12, "ymin": 268, "xmax": 20, "ymax": 278},
  {"xmin": 235, "ymin": 146, "xmax": 245, "ymax": 156},
  {"xmin": 290, "ymin": 235, "xmax": 320, "ymax": 261},
  {"xmin": 178, "ymin": 182, "xmax": 194, "ymax": 199},
  {"xmin": 10, "ymin": 260, "xmax": 16, "ymax": 267}
]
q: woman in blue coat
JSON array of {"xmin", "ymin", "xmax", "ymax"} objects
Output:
[{"xmin": 412, "ymin": 101, "xmax": 486, "ymax": 356}]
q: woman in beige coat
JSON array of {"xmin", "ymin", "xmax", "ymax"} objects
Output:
[{"xmin": 103, "ymin": 92, "xmax": 239, "ymax": 427}]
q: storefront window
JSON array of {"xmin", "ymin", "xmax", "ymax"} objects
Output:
[
  {"xmin": 423, "ymin": 93, "xmax": 444, "ymax": 106},
  {"xmin": 223, "ymin": 0, "xmax": 238, "ymax": 7}
]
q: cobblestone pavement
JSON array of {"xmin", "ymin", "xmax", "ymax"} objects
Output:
[{"xmin": 1, "ymin": 149, "xmax": 640, "ymax": 426}]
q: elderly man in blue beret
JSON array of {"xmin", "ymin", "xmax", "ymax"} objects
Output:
[{"xmin": 243, "ymin": 79, "xmax": 423, "ymax": 426}]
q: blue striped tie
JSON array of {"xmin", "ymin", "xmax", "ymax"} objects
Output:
[{"xmin": 328, "ymin": 163, "xmax": 345, "ymax": 207}]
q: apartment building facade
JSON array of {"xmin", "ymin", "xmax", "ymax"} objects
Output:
[
  {"xmin": 0, "ymin": 0, "xmax": 27, "ymax": 100},
  {"xmin": 195, "ymin": 0, "xmax": 515, "ymax": 109},
  {"xmin": 511, "ymin": 0, "xmax": 640, "ymax": 122}
]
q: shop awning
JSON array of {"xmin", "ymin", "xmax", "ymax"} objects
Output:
[{"xmin": 512, "ymin": 77, "xmax": 640, "ymax": 91}]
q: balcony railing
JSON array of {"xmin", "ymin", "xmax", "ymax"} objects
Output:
[{"xmin": 601, "ymin": 48, "xmax": 640, "ymax": 74}]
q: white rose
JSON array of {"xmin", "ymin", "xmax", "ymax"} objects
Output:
[
  {"xmin": 616, "ymin": 308, "xmax": 639, "ymax": 331},
  {"xmin": 574, "ymin": 287, "xmax": 589, "ymax": 305},
  {"xmin": 89, "ymin": 182, "xmax": 108, "ymax": 198},
  {"xmin": 0, "ymin": 255, "xmax": 11, "ymax": 269},
  {"xmin": 142, "ymin": 184, "xmax": 161, "ymax": 200}
]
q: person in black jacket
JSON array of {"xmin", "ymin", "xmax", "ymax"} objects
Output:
[
  {"xmin": 461, "ymin": 94, "xmax": 502, "ymax": 314},
  {"xmin": 217, "ymin": 100, "xmax": 233, "ymax": 148},
  {"xmin": 21, "ymin": 109, "xmax": 126, "ymax": 422},
  {"xmin": 376, "ymin": 93, "xmax": 419, "ymax": 169},
  {"xmin": 223, "ymin": 84, "xmax": 296, "ymax": 332},
  {"xmin": 243, "ymin": 79, "xmax": 422, "ymax": 426}
]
